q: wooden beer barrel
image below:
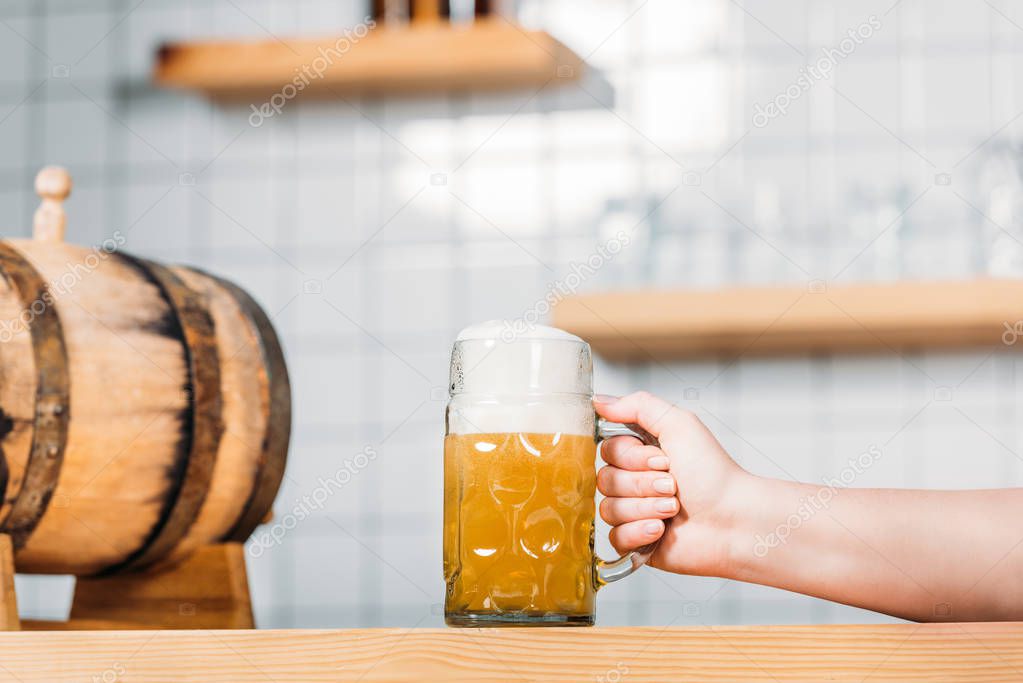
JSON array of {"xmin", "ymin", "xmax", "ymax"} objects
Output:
[{"xmin": 0, "ymin": 167, "xmax": 290, "ymax": 575}]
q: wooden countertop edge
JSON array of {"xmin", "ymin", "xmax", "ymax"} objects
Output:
[{"xmin": 1, "ymin": 622, "xmax": 1022, "ymax": 681}]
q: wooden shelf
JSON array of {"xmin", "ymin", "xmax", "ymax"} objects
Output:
[
  {"xmin": 552, "ymin": 279, "xmax": 1023, "ymax": 361},
  {"xmin": 0, "ymin": 623, "xmax": 1021, "ymax": 680},
  {"xmin": 154, "ymin": 20, "xmax": 584, "ymax": 99}
]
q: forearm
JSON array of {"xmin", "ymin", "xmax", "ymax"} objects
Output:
[{"xmin": 723, "ymin": 475, "xmax": 1023, "ymax": 621}]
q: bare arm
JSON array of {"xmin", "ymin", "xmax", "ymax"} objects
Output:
[
  {"xmin": 594, "ymin": 391, "xmax": 1023, "ymax": 622},
  {"xmin": 727, "ymin": 478, "xmax": 1023, "ymax": 621}
]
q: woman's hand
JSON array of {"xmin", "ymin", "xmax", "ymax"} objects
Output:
[
  {"xmin": 595, "ymin": 391, "xmax": 755, "ymax": 577},
  {"xmin": 596, "ymin": 391, "xmax": 1023, "ymax": 622}
]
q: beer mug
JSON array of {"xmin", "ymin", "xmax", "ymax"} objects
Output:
[{"xmin": 443, "ymin": 323, "xmax": 661, "ymax": 626}]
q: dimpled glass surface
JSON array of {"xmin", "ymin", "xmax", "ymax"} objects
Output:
[{"xmin": 444, "ymin": 432, "xmax": 597, "ymax": 624}]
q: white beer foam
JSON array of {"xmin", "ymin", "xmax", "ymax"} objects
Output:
[
  {"xmin": 449, "ymin": 321, "xmax": 594, "ymax": 436},
  {"xmin": 448, "ymin": 399, "xmax": 595, "ymax": 437}
]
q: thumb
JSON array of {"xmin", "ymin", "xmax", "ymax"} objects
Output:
[{"xmin": 594, "ymin": 391, "xmax": 694, "ymax": 442}]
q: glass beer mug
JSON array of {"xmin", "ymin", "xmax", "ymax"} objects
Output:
[{"xmin": 443, "ymin": 323, "xmax": 661, "ymax": 626}]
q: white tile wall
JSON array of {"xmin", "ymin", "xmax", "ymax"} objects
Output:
[{"xmin": 2, "ymin": 0, "xmax": 1022, "ymax": 629}]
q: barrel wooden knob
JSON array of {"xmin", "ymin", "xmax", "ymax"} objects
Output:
[{"xmin": 33, "ymin": 166, "xmax": 72, "ymax": 243}]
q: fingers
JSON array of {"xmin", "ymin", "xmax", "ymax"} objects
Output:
[
  {"xmin": 600, "ymin": 496, "xmax": 678, "ymax": 525},
  {"xmin": 594, "ymin": 391, "xmax": 695, "ymax": 441},
  {"xmin": 609, "ymin": 519, "xmax": 665, "ymax": 553},
  {"xmin": 600, "ymin": 436, "xmax": 670, "ymax": 471},
  {"xmin": 597, "ymin": 465, "xmax": 676, "ymax": 498}
]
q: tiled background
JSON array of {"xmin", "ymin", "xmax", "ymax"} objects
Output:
[{"xmin": 4, "ymin": 0, "xmax": 1023, "ymax": 627}]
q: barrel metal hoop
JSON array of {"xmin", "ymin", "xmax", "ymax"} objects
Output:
[
  {"xmin": 200, "ymin": 272, "xmax": 291, "ymax": 543},
  {"xmin": 0, "ymin": 243, "xmax": 70, "ymax": 549},
  {"xmin": 105, "ymin": 255, "xmax": 223, "ymax": 573},
  {"xmin": 0, "ymin": 451, "xmax": 7, "ymax": 519},
  {"xmin": 0, "ymin": 407, "xmax": 7, "ymax": 519}
]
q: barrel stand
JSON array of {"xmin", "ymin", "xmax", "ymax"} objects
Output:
[{"xmin": 0, "ymin": 534, "xmax": 254, "ymax": 630}]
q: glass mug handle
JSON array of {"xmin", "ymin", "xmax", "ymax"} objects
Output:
[{"xmin": 593, "ymin": 417, "xmax": 666, "ymax": 585}]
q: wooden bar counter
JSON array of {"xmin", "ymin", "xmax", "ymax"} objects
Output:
[{"xmin": 0, "ymin": 622, "xmax": 1021, "ymax": 681}]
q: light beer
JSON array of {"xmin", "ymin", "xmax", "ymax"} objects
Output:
[{"xmin": 444, "ymin": 431, "xmax": 597, "ymax": 624}]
